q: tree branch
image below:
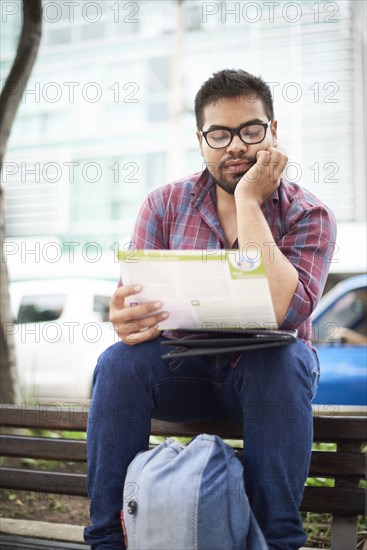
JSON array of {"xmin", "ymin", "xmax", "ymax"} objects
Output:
[{"xmin": 0, "ymin": 0, "xmax": 42, "ymax": 170}]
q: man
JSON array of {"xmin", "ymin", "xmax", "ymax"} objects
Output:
[{"xmin": 84, "ymin": 69, "xmax": 336, "ymax": 550}]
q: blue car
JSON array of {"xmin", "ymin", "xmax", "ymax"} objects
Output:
[{"xmin": 311, "ymin": 275, "xmax": 367, "ymax": 407}]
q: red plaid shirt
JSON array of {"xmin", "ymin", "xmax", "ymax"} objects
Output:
[{"xmin": 130, "ymin": 169, "xmax": 337, "ymax": 345}]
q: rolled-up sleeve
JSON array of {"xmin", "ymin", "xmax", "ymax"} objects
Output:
[{"xmin": 278, "ymin": 203, "xmax": 337, "ymax": 330}]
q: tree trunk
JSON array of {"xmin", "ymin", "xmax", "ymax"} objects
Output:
[{"xmin": 0, "ymin": 0, "xmax": 42, "ymax": 402}]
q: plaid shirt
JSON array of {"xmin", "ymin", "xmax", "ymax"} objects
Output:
[{"xmin": 130, "ymin": 169, "xmax": 337, "ymax": 346}]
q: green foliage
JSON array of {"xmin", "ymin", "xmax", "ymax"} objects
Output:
[
  {"xmin": 306, "ymin": 476, "xmax": 334, "ymax": 487},
  {"xmin": 149, "ymin": 435, "xmax": 244, "ymax": 448},
  {"xmin": 24, "ymin": 428, "xmax": 86, "ymax": 440},
  {"xmin": 312, "ymin": 442, "xmax": 337, "ymax": 451},
  {"xmin": 301, "ymin": 511, "xmax": 332, "ymax": 548}
]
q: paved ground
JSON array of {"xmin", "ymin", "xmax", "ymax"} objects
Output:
[{"xmin": 0, "ymin": 518, "xmax": 322, "ymax": 549}]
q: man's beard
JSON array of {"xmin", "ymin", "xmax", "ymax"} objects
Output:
[
  {"xmin": 212, "ymin": 172, "xmax": 246, "ymax": 195},
  {"xmin": 208, "ymin": 156, "xmax": 257, "ymax": 195}
]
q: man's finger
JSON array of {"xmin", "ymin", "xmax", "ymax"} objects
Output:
[
  {"xmin": 113, "ymin": 284, "xmax": 142, "ymax": 299},
  {"xmin": 124, "ymin": 325, "xmax": 160, "ymax": 346},
  {"xmin": 122, "ymin": 301, "xmax": 164, "ymax": 321},
  {"xmin": 268, "ymin": 148, "xmax": 288, "ymax": 167},
  {"xmin": 110, "ymin": 284, "xmax": 142, "ymax": 310},
  {"xmin": 256, "ymin": 150, "xmax": 270, "ymax": 165},
  {"xmin": 113, "ymin": 309, "xmax": 168, "ymax": 336}
]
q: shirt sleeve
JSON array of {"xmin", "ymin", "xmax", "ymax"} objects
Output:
[
  {"xmin": 129, "ymin": 192, "xmax": 166, "ymax": 249},
  {"xmin": 117, "ymin": 193, "xmax": 166, "ymax": 287},
  {"xmin": 278, "ymin": 203, "xmax": 337, "ymax": 330}
]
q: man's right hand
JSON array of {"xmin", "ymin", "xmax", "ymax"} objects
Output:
[{"xmin": 109, "ymin": 285, "xmax": 169, "ymax": 345}]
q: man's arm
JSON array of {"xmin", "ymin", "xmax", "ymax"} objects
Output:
[
  {"xmin": 234, "ymin": 148, "xmax": 337, "ymax": 328},
  {"xmin": 110, "ymin": 193, "xmax": 169, "ymax": 344},
  {"xmin": 235, "ymin": 148, "xmax": 296, "ymax": 325}
]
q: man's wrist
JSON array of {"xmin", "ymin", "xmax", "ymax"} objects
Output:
[{"xmin": 234, "ymin": 192, "xmax": 263, "ymax": 209}]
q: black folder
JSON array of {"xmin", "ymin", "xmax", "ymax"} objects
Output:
[{"xmin": 160, "ymin": 328, "xmax": 298, "ymax": 358}]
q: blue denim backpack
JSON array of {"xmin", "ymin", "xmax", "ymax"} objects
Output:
[{"xmin": 122, "ymin": 433, "xmax": 268, "ymax": 550}]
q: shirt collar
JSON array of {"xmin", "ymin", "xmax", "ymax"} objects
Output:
[{"xmin": 190, "ymin": 169, "xmax": 215, "ymax": 208}]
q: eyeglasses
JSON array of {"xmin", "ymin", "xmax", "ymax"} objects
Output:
[{"xmin": 200, "ymin": 120, "xmax": 272, "ymax": 149}]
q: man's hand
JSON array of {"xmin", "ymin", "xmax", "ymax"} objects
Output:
[
  {"xmin": 109, "ymin": 285, "xmax": 169, "ymax": 345},
  {"xmin": 234, "ymin": 147, "xmax": 288, "ymax": 206}
]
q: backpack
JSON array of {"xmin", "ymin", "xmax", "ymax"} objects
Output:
[{"xmin": 122, "ymin": 433, "xmax": 268, "ymax": 550}]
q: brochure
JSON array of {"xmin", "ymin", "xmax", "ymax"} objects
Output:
[{"xmin": 118, "ymin": 249, "xmax": 277, "ymax": 331}]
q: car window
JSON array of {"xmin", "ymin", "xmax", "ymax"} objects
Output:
[
  {"xmin": 93, "ymin": 295, "xmax": 110, "ymax": 322},
  {"xmin": 17, "ymin": 294, "xmax": 66, "ymax": 323},
  {"xmin": 314, "ymin": 287, "xmax": 367, "ymax": 343}
]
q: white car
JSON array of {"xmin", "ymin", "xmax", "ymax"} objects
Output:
[{"xmin": 9, "ymin": 278, "xmax": 118, "ymax": 403}]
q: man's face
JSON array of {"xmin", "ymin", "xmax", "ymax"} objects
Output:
[{"xmin": 197, "ymin": 96, "xmax": 278, "ymax": 195}]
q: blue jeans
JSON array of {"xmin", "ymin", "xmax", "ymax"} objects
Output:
[{"xmin": 84, "ymin": 337, "xmax": 320, "ymax": 550}]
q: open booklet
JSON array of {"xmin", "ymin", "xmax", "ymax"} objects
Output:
[{"xmin": 118, "ymin": 249, "xmax": 297, "ymax": 357}]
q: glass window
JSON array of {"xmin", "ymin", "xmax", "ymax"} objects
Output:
[
  {"xmin": 48, "ymin": 27, "xmax": 71, "ymax": 46},
  {"xmin": 148, "ymin": 101, "xmax": 169, "ymax": 122},
  {"xmin": 185, "ymin": 5, "xmax": 202, "ymax": 31},
  {"xmin": 69, "ymin": 158, "xmax": 108, "ymax": 222},
  {"xmin": 314, "ymin": 288, "xmax": 367, "ymax": 343},
  {"xmin": 109, "ymin": 155, "xmax": 143, "ymax": 194},
  {"xmin": 147, "ymin": 57, "xmax": 169, "ymax": 93},
  {"xmin": 17, "ymin": 295, "xmax": 66, "ymax": 323},
  {"xmin": 93, "ymin": 295, "xmax": 110, "ymax": 322},
  {"xmin": 145, "ymin": 152, "xmax": 166, "ymax": 188},
  {"xmin": 81, "ymin": 22, "xmax": 105, "ymax": 41}
]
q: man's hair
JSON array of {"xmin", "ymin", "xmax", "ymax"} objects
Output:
[{"xmin": 194, "ymin": 69, "xmax": 274, "ymax": 129}]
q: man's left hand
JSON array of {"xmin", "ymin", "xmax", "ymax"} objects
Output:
[{"xmin": 234, "ymin": 147, "xmax": 288, "ymax": 206}]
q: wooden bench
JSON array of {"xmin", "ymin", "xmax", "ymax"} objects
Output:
[{"xmin": 0, "ymin": 404, "xmax": 365, "ymax": 550}]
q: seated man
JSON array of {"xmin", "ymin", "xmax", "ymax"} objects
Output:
[{"xmin": 84, "ymin": 69, "xmax": 337, "ymax": 550}]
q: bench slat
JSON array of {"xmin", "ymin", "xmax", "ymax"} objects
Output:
[
  {"xmin": 0, "ymin": 468, "xmax": 87, "ymax": 497},
  {"xmin": 308, "ymin": 451, "xmax": 366, "ymax": 478},
  {"xmin": 0, "ymin": 435, "xmax": 86, "ymax": 462},
  {"xmin": 0, "ymin": 405, "xmax": 87, "ymax": 431},
  {"xmin": 0, "ymin": 467, "xmax": 365, "ymax": 516},
  {"xmin": 1, "ymin": 436, "xmax": 365, "ymax": 479},
  {"xmin": 312, "ymin": 416, "xmax": 367, "ymax": 443},
  {"xmin": 1, "ymin": 405, "xmax": 366, "ymax": 443},
  {"xmin": 151, "ymin": 416, "xmax": 367, "ymax": 443},
  {"xmin": 300, "ymin": 485, "xmax": 365, "ymax": 515}
]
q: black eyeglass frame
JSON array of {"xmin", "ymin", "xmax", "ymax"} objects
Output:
[{"xmin": 200, "ymin": 120, "xmax": 272, "ymax": 149}]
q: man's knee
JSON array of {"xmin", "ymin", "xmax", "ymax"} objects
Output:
[
  {"xmin": 93, "ymin": 338, "xmax": 164, "ymax": 388},
  {"xmin": 238, "ymin": 340, "xmax": 314, "ymax": 372},
  {"xmin": 92, "ymin": 341, "xmax": 130, "ymax": 383},
  {"xmin": 235, "ymin": 340, "xmax": 317, "ymax": 400}
]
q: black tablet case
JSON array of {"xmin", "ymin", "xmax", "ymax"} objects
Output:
[{"xmin": 160, "ymin": 328, "xmax": 298, "ymax": 358}]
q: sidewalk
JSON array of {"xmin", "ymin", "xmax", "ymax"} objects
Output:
[
  {"xmin": 0, "ymin": 518, "xmax": 323, "ymax": 549},
  {"xmin": 0, "ymin": 518, "xmax": 86, "ymax": 543}
]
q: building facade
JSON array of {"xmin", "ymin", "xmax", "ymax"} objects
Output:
[{"xmin": 1, "ymin": 0, "xmax": 366, "ymax": 255}]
